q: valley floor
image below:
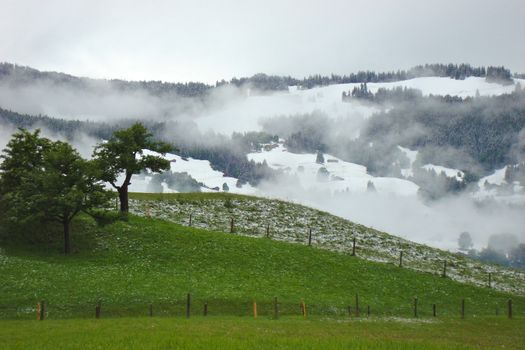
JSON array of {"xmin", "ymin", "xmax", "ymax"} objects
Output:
[{"xmin": 1, "ymin": 316, "xmax": 523, "ymax": 350}]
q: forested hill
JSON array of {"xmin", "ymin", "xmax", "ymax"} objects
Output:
[
  {"xmin": 0, "ymin": 107, "xmax": 165, "ymax": 140},
  {"xmin": 0, "ymin": 62, "xmax": 515, "ymax": 94},
  {"xmin": 0, "ymin": 108, "xmax": 277, "ymax": 187},
  {"xmin": 359, "ymin": 86, "xmax": 525, "ymax": 172},
  {"xmin": 0, "ymin": 63, "xmax": 213, "ymax": 98}
]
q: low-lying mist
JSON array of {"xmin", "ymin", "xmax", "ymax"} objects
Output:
[
  {"xmin": 256, "ymin": 176, "xmax": 525, "ymax": 250},
  {"xmin": 1, "ymin": 71, "xmax": 524, "ymax": 254}
]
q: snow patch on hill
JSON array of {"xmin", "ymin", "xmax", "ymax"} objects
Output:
[
  {"xmin": 479, "ymin": 167, "xmax": 507, "ymax": 186},
  {"xmin": 122, "ymin": 150, "xmax": 257, "ymax": 195},
  {"xmin": 423, "ymin": 164, "xmax": 464, "ymax": 181},
  {"xmin": 472, "ymin": 166, "xmax": 525, "ymax": 205},
  {"xmin": 195, "ymin": 77, "xmax": 523, "ymax": 135},
  {"xmin": 398, "ymin": 146, "xmax": 418, "ymax": 178},
  {"xmin": 247, "ymin": 144, "xmax": 419, "ymax": 196},
  {"xmin": 364, "ymin": 76, "xmax": 522, "ymax": 98}
]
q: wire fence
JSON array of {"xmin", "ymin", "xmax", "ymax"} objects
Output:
[{"xmin": 1, "ymin": 295, "xmax": 522, "ymax": 320}]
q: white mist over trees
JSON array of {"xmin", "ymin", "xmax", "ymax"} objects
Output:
[{"xmin": 0, "ymin": 63, "xmax": 524, "ymax": 253}]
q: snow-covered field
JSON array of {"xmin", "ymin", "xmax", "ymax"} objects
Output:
[
  {"xmin": 123, "ymin": 150, "xmax": 257, "ymax": 195},
  {"xmin": 473, "ymin": 166, "xmax": 525, "ymax": 205},
  {"xmin": 195, "ymin": 77, "xmax": 525, "ymax": 135},
  {"xmin": 247, "ymin": 144, "xmax": 418, "ymax": 196}
]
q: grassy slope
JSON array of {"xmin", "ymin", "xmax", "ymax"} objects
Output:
[
  {"xmin": 0, "ymin": 212, "xmax": 523, "ymax": 320},
  {"xmin": 1, "ymin": 317, "xmax": 524, "ymax": 350},
  {"xmin": 127, "ymin": 192, "xmax": 525, "ymax": 295}
]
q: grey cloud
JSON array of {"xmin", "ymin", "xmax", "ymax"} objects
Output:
[{"xmin": 1, "ymin": 0, "xmax": 524, "ymax": 83}]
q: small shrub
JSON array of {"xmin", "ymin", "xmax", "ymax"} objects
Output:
[{"xmin": 224, "ymin": 198, "xmax": 234, "ymax": 209}]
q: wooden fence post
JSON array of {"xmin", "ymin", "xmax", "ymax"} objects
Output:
[
  {"xmin": 414, "ymin": 297, "xmax": 418, "ymax": 318},
  {"xmin": 488, "ymin": 272, "xmax": 492, "ymax": 288},
  {"xmin": 186, "ymin": 293, "xmax": 191, "ymax": 318},
  {"xmin": 399, "ymin": 251, "xmax": 403, "ymax": 268},
  {"xmin": 461, "ymin": 299, "xmax": 465, "ymax": 319},
  {"xmin": 36, "ymin": 302, "xmax": 40, "ymax": 320},
  {"xmin": 274, "ymin": 297, "xmax": 279, "ymax": 319},
  {"xmin": 308, "ymin": 228, "xmax": 312, "ymax": 246},
  {"xmin": 352, "ymin": 237, "xmax": 356, "ymax": 256},
  {"xmin": 230, "ymin": 218, "xmax": 234, "ymax": 233},
  {"xmin": 149, "ymin": 304, "xmax": 153, "ymax": 317},
  {"xmin": 355, "ymin": 293, "xmax": 360, "ymax": 317},
  {"xmin": 266, "ymin": 224, "xmax": 270, "ymax": 238},
  {"xmin": 300, "ymin": 301, "xmax": 307, "ymax": 318},
  {"xmin": 432, "ymin": 304, "xmax": 436, "ymax": 317},
  {"xmin": 253, "ymin": 301, "xmax": 257, "ymax": 319},
  {"xmin": 39, "ymin": 301, "xmax": 45, "ymax": 321},
  {"xmin": 442, "ymin": 260, "xmax": 447, "ymax": 278},
  {"xmin": 189, "ymin": 213, "xmax": 192, "ymax": 227},
  {"xmin": 367, "ymin": 305, "xmax": 370, "ymax": 318},
  {"xmin": 95, "ymin": 301, "xmax": 101, "ymax": 319},
  {"xmin": 204, "ymin": 302, "xmax": 208, "ymax": 316},
  {"xmin": 508, "ymin": 299, "xmax": 512, "ymax": 319}
]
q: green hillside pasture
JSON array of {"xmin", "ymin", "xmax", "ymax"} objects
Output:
[{"xmin": 0, "ymin": 215, "xmax": 523, "ymax": 320}]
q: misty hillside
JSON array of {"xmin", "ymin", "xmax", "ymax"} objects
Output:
[{"xmin": 1, "ymin": 63, "xmax": 524, "ymax": 255}]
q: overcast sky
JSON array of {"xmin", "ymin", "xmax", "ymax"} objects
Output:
[{"xmin": 1, "ymin": 0, "xmax": 524, "ymax": 83}]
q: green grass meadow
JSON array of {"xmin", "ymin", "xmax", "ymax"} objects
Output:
[
  {"xmin": 1, "ymin": 316, "xmax": 524, "ymax": 350},
  {"xmin": 1, "ymin": 194, "xmax": 524, "ymax": 348}
]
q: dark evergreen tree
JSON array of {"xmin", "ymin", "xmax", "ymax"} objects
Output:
[{"xmin": 316, "ymin": 150, "xmax": 325, "ymax": 164}]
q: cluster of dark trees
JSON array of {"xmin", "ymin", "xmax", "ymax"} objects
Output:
[
  {"xmin": 297, "ymin": 63, "xmax": 513, "ymax": 89},
  {"xmin": 362, "ymin": 87, "xmax": 525, "ymax": 173},
  {"xmin": 261, "ymin": 113, "xmax": 329, "ymax": 154},
  {"xmin": 485, "ymin": 66, "xmax": 513, "ymax": 84},
  {"xmin": 147, "ymin": 171, "xmax": 203, "ymax": 193},
  {"xmin": 410, "ymin": 167, "xmax": 475, "ymax": 201},
  {"xmin": 458, "ymin": 232, "xmax": 525, "ymax": 270},
  {"xmin": 342, "ymin": 83, "xmax": 423, "ymax": 103},
  {"xmin": 219, "ymin": 73, "xmax": 295, "ymax": 92},
  {"xmin": 1, "ymin": 62, "xmax": 515, "ymax": 96},
  {"xmin": 179, "ymin": 144, "xmax": 277, "ymax": 186},
  {"xmin": 231, "ymin": 131, "xmax": 279, "ymax": 152},
  {"xmin": 0, "ymin": 63, "xmax": 212, "ymax": 98},
  {"xmin": 286, "ymin": 131, "xmax": 326, "ymax": 154},
  {"xmin": 0, "ymin": 123, "xmax": 171, "ymax": 254},
  {"xmin": 1, "ymin": 108, "xmax": 110, "ymax": 139}
]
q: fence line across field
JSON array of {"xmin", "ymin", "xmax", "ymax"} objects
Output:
[
  {"xmin": 6, "ymin": 295, "xmax": 517, "ymax": 321},
  {"xmin": 174, "ymin": 211, "xmax": 500, "ymax": 288}
]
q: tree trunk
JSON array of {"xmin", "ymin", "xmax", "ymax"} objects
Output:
[
  {"xmin": 118, "ymin": 186, "xmax": 129, "ymax": 212},
  {"xmin": 63, "ymin": 220, "xmax": 71, "ymax": 255}
]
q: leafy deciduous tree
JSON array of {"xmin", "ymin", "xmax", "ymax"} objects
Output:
[
  {"xmin": 92, "ymin": 123, "xmax": 172, "ymax": 212},
  {"xmin": 0, "ymin": 129, "xmax": 109, "ymax": 254}
]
